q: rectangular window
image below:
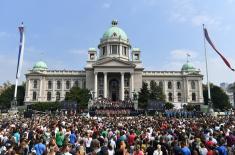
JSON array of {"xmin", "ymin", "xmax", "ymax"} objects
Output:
[
  {"xmin": 102, "ymin": 46, "xmax": 106, "ymax": 55},
  {"xmin": 124, "ymin": 78, "xmax": 129, "ymax": 87},
  {"xmin": 99, "ymin": 78, "xmax": 103, "ymax": 88},
  {"xmin": 124, "ymin": 47, "xmax": 127, "ymax": 56},
  {"xmin": 134, "ymin": 54, "xmax": 139, "ymax": 60},
  {"xmin": 90, "ymin": 54, "xmax": 94, "ymax": 60},
  {"xmin": 112, "ymin": 45, "xmax": 118, "ymax": 54}
]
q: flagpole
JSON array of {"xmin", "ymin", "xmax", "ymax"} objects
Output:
[
  {"xmin": 12, "ymin": 22, "xmax": 25, "ymax": 108},
  {"xmin": 203, "ymin": 24, "xmax": 213, "ymax": 112}
]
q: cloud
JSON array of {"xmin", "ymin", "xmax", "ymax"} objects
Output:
[
  {"xmin": 0, "ymin": 32, "xmax": 11, "ymax": 38},
  {"xmin": 169, "ymin": 0, "xmax": 223, "ymax": 30},
  {"xmin": 25, "ymin": 47, "xmax": 46, "ymax": 55},
  {"xmin": 226, "ymin": 0, "xmax": 235, "ymax": 3},
  {"xmin": 170, "ymin": 49, "xmax": 198, "ymax": 60},
  {"xmin": 102, "ymin": 2, "xmax": 111, "ymax": 8},
  {"xmin": 191, "ymin": 15, "xmax": 219, "ymax": 27}
]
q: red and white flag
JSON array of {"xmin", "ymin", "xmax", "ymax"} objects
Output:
[{"xmin": 203, "ymin": 27, "xmax": 234, "ymax": 71}]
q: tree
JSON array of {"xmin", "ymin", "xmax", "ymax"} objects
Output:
[
  {"xmin": 203, "ymin": 84, "xmax": 231, "ymax": 111},
  {"xmin": 138, "ymin": 82, "xmax": 150, "ymax": 109},
  {"xmin": 149, "ymin": 80, "xmax": 158, "ymax": 100},
  {"xmin": 165, "ymin": 102, "xmax": 174, "ymax": 110},
  {"xmin": 0, "ymin": 83, "xmax": 25, "ymax": 108},
  {"xmin": 31, "ymin": 102, "xmax": 60, "ymax": 112},
  {"xmin": 149, "ymin": 80, "xmax": 165, "ymax": 102},
  {"xmin": 65, "ymin": 86, "xmax": 91, "ymax": 109}
]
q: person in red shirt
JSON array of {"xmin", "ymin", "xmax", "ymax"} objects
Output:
[
  {"xmin": 128, "ymin": 130, "xmax": 136, "ymax": 146},
  {"xmin": 205, "ymin": 137, "xmax": 215, "ymax": 149}
]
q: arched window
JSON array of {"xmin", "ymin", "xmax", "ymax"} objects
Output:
[
  {"xmin": 124, "ymin": 90, "xmax": 129, "ymax": 99},
  {"xmin": 56, "ymin": 92, "xmax": 60, "ymax": 101},
  {"xmin": 57, "ymin": 81, "xmax": 61, "ymax": 89},
  {"xmin": 32, "ymin": 92, "xmax": 37, "ymax": 101},
  {"xmin": 33, "ymin": 80, "xmax": 37, "ymax": 88},
  {"xmin": 177, "ymin": 82, "xmax": 181, "ymax": 89},
  {"xmin": 66, "ymin": 81, "xmax": 70, "ymax": 89},
  {"xmin": 74, "ymin": 80, "xmax": 79, "ymax": 87},
  {"xmin": 47, "ymin": 92, "xmax": 51, "ymax": 101},
  {"xmin": 48, "ymin": 81, "xmax": 52, "ymax": 89},
  {"xmin": 65, "ymin": 92, "xmax": 69, "ymax": 98},
  {"xmin": 177, "ymin": 93, "xmax": 182, "ymax": 102},
  {"xmin": 191, "ymin": 81, "xmax": 196, "ymax": 89},
  {"xmin": 192, "ymin": 93, "xmax": 196, "ymax": 101},
  {"xmin": 168, "ymin": 81, "xmax": 172, "ymax": 89},
  {"xmin": 168, "ymin": 92, "xmax": 173, "ymax": 102}
]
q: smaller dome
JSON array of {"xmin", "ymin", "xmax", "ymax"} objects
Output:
[
  {"xmin": 33, "ymin": 61, "xmax": 48, "ymax": 71},
  {"xmin": 132, "ymin": 48, "xmax": 140, "ymax": 51},
  {"xmin": 88, "ymin": 48, "xmax": 96, "ymax": 51},
  {"xmin": 181, "ymin": 62, "xmax": 196, "ymax": 72}
]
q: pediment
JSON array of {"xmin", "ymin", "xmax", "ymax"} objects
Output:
[{"xmin": 93, "ymin": 57, "xmax": 135, "ymax": 68}]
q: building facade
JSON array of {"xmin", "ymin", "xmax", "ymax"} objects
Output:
[{"xmin": 24, "ymin": 20, "xmax": 204, "ymax": 107}]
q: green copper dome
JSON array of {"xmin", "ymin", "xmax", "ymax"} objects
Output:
[
  {"xmin": 181, "ymin": 62, "xmax": 196, "ymax": 72},
  {"xmin": 33, "ymin": 61, "xmax": 48, "ymax": 71},
  {"xmin": 102, "ymin": 20, "xmax": 128, "ymax": 40}
]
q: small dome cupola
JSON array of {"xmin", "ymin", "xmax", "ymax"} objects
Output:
[
  {"xmin": 181, "ymin": 53, "xmax": 197, "ymax": 72},
  {"xmin": 181, "ymin": 63, "xmax": 196, "ymax": 72},
  {"xmin": 33, "ymin": 61, "xmax": 48, "ymax": 71}
]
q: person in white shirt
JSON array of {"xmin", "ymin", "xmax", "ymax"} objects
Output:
[{"xmin": 153, "ymin": 144, "xmax": 163, "ymax": 155}]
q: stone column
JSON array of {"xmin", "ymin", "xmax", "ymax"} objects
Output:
[
  {"xmin": 104, "ymin": 72, "xmax": 107, "ymax": 98},
  {"xmin": 27, "ymin": 79, "xmax": 31, "ymax": 97},
  {"xmin": 94, "ymin": 72, "xmax": 98, "ymax": 99},
  {"xmin": 130, "ymin": 73, "xmax": 134, "ymax": 99},
  {"xmin": 39, "ymin": 77, "xmax": 43, "ymax": 101},
  {"xmin": 198, "ymin": 80, "xmax": 203, "ymax": 102},
  {"xmin": 186, "ymin": 79, "xmax": 189, "ymax": 102},
  {"xmin": 61, "ymin": 79, "xmax": 64, "ymax": 100},
  {"xmin": 121, "ymin": 72, "xmax": 125, "ymax": 100},
  {"xmin": 173, "ymin": 81, "xmax": 176, "ymax": 102}
]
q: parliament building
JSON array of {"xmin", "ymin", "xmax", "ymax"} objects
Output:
[{"xmin": 24, "ymin": 20, "xmax": 204, "ymax": 107}]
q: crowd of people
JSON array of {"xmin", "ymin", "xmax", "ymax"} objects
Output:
[
  {"xmin": 94, "ymin": 108, "xmax": 131, "ymax": 116},
  {"xmin": 164, "ymin": 110, "xmax": 202, "ymax": 118},
  {"xmin": 91, "ymin": 98, "xmax": 134, "ymax": 109},
  {"xmin": 0, "ymin": 113, "xmax": 234, "ymax": 155}
]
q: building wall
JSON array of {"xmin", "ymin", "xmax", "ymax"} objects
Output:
[
  {"xmin": 142, "ymin": 73, "xmax": 203, "ymax": 104},
  {"xmin": 25, "ymin": 70, "xmax": 203, "ymax": 106},
  {"xmin": 25, "ymin": 72, "xmax": 85, "ymax": 104}
]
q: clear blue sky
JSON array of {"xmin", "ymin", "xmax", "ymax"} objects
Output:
[{"xmin": 1, "ymin": 0, "xmax": 235, "ymax": 85}]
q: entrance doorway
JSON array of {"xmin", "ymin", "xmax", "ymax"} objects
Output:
[{"xmin": 109, "ymin": 79, "xmax": 119, "ymax": 101}]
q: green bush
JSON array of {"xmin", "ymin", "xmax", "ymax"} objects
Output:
[
  {"xmin": 165, "ymin": 102, "xmax": 174, "ymax": 110},
  {"xmin": 31, "ymin": 102, "xmax": 60, "ymax": 111}
]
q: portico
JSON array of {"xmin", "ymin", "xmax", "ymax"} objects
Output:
[{"xmin": 93, "ymin": 71, "xmax": 134, "ymax": 101}]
